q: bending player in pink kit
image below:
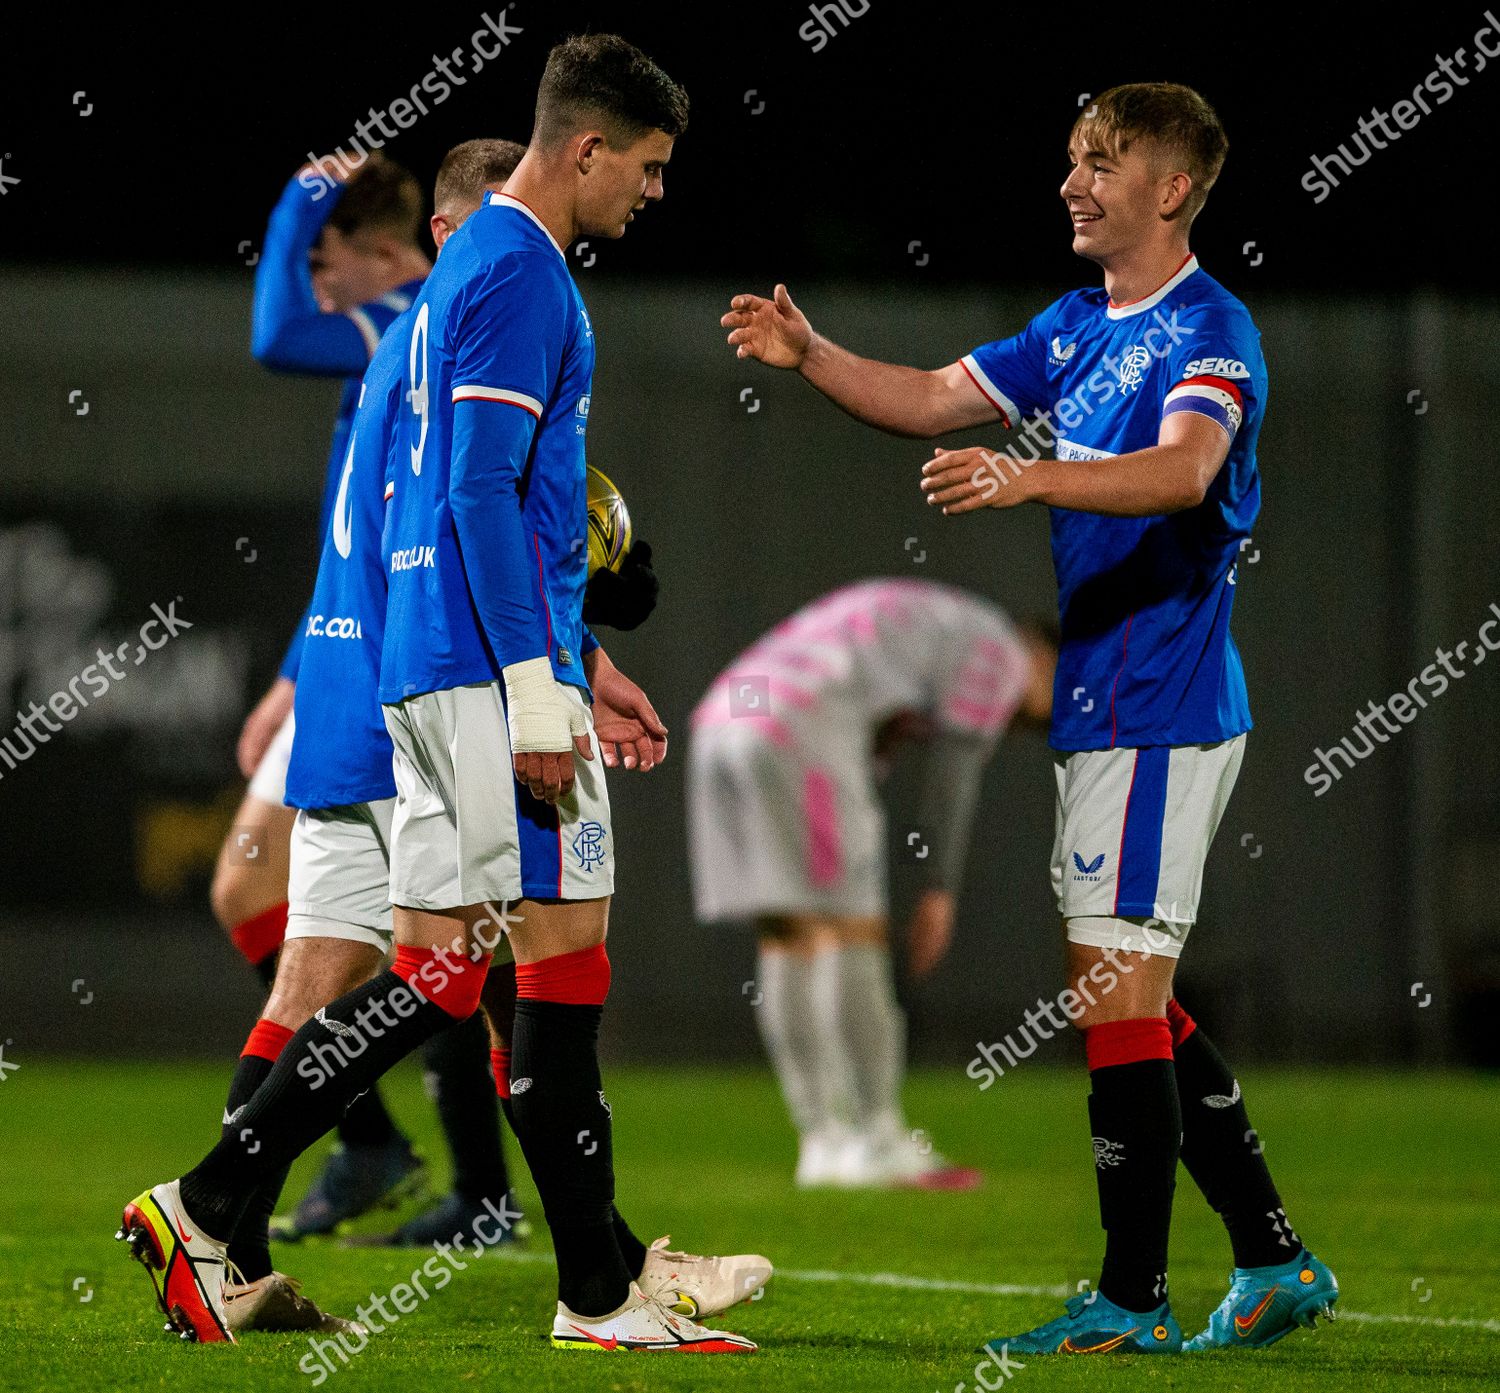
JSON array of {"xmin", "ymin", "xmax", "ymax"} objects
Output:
[{"xmin": 689, "ymin": 579, "xmax": 1056, "ymax": 1187}]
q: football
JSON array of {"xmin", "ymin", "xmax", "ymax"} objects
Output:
[{"xmin": 586, "ymin": 464, "xmax": 633, "ymax": 576}]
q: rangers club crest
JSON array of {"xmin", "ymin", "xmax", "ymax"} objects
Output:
[{"xmin": 573, "ymin": 820, "xmax": 607, "ymax": 871}]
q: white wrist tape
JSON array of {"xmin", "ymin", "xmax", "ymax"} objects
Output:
[{"xmin": 503, "ymin": 656, "xmax": 586, "ymax": 754}]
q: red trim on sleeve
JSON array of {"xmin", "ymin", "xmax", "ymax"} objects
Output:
[
  {"xmin": 957, "ymin": 359, "xmax": 1013, "ymax": 429},
  {"xmin": 451, "ymin": 391, "xmax": 541, "ymax": 417}
]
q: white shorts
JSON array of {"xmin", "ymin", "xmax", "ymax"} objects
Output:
[
  {"xmin": 1051, "ymin": 736, "xmax": 1245, "ymax": 955},
  {"xmin": 247, "ymin": 710, "xmax": 296, "ymax": 805},
  {"xmin": 688, "ymin": 723, "xmax": 886, "ymax": 923},
  {"xmin": 383, "ymin": 681, "xmax": 614, "ymax": 910},
  {"xmin": 286, "ymin": 799, "xmax": 396, "ymax": 952}
]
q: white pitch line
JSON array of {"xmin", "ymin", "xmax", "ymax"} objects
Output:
[{"xmin": 486, "ymin": 1251, "xmax": 1500, "ymax": 1334}]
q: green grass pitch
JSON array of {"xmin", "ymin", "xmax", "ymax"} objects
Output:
[{"xmin": 2, "ymin": 1062, "xmax": 1497, "ymax": 1391}]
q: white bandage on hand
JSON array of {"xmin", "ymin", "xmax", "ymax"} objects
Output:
[{"xmin": 502, "ymin": 656, "xmax": 588, "ymax": 754}]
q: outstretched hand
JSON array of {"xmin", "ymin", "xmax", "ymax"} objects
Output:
[{"xmin": 721, "ymin": 284, "xmax": 813, "ymax": 369}]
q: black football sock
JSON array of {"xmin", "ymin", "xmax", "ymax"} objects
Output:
[
  {"xmin": 177, "ymin": 951, "xmax": 485, "ymax": 1243},
  {"xmin": 491, "ymin": 984, "xmax": 644, "ymax": 1281},
  {"xmin": 220, "ymin": 1033, "xmax": 284, "ymax": 1282},
  {"xmin": 498, "ymin": 1096, "xmax": 646, "ymax": 1278},
  {"xmin": 422, "ymin": 1010, "xmax": 509, "ymax": 1202},
  {"xmin": 1168, "ymin": 1000, "xmax": 1302, "ymax": 1268},
  {"xmin": 333, "ymin": 1083, "xmax": 402, "ymax": 1150},
  {"xmin": 508, "ymin": 997, "xmax": 629, "ymax": 1314},
  {"xmin": 507, "ymin": 944, "xmax": 629, "ymax": 1316},
  {"xmin": 1086, "ymin": 1019, "xmax": 1181, "ymax": 1315},
  {"xmin": 222, "ymin": 1019, "xmax": 302, "ymax": 1281}
]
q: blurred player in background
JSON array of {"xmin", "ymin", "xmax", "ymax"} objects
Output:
[
  {"xmin": 690, "ymin": 580, "xmax": 1055, "ymax": 1188},
  {"xmin": 120, "ymin": 37, "xmax": 767, "ymax": 1354},
  {"xmin": 209, "ymin": 153, "xmax": 432, "ymax": 1233},
  {"xmin": 724, "ymin": 82, "xmax": 1336, "ymax": 1356}
]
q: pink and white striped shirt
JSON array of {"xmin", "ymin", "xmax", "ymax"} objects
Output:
[{"xmin": 691, "ymin": 578, "xmax": 1028, "ymax": 751}]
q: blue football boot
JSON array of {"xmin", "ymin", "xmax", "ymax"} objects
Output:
[
  {"xmin": 1185, "ymin": 1250, "xmax": 1339, "ymax": 1350},
  {"xmin": 986, "ymin": 1289, "xmax": 1183, "ymax": 1355}
]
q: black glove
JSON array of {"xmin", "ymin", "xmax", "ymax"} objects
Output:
[{"xmin": 583, "ymin": 540, "xmax": 658, "ymax": 631}]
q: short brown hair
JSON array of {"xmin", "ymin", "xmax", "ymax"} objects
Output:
[
  {"xmin": 433, "ymin": 139, "xmax": 527, "ymax": 214},
  {"xmin": 533, "ymin": 33, "xmax": 688, "ymax": 150},
  {"xmin": 1069, "ymin": 83, "xmax": 1228, "ymax": 223},
  {"xmin": 327, "ymin": 154, "xmax": 425, "ymax": 246}
]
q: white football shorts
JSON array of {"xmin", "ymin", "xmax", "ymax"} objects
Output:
[
  {"xmin": 1051, "ymin": 735, "xmax": 1246, "ymax": 958},
  {"xmin": 383, "ymin": 681, "xmax": 614, "ymax": 910},
  {"xmin": 688, "ymin": 721, "xmax": 886, "ymax": 923}
]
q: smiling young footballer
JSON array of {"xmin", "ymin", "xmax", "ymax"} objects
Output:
[
  {"xmin": 119, "ymin": 38, "xmax": 763, "ymax": 1354},
  {"xmin": 723, "ymin": 82, "xmax": 1337, "ymax": 1355}
]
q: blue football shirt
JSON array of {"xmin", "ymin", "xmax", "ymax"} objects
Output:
[
  {"xmin": 283, "ymin": 310, "xmax": 411, "ymax": 809},
  {"xmin": 255, "ymin": 171, "xmax": 423, "ymax": 682},
  {"xmin": 961, "ymin": 255, "xmax": 1264, "ymax": 750},
  {"xmin": 381, "ymin": 193, "xmax": 596, "ymax": 706}
]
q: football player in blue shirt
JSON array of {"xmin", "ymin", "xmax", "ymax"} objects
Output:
[
  {"xmin": 724, "ymin": 82, "xmax": 1336, "ymax": 1356},
  {"xmin": 121, "ymin": 38, "xmax": 763, "ymax": 1354},
  {"xmin": 194, "ymin": 141, "xmax": 525, "ymax": 1338},
  {"xmin": 208, "ymin": 154, "xmax": 433, "ymax": 1242}
]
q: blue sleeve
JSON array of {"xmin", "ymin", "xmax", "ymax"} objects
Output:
[
  {"xmin": 959, "ymin": 303, "xmax": 1058, "ymax": 429},
  {"xmin": 1159, "ymin": 305, "xmax": 1261, "ymax": 444},
  {"xmin": 251, "ymin": 174, "xmax": 396, "ymax": 376},
  {"xmin": 279, "ymin": 604, "xmax": 310, "ymax": 682},
  {"xmin": 581, "ymin": 627, "xmax": 600, "ymax": 655},
  {"xmin": 447, "ymin": 255, "xmax": 567, "ymax": 670}
]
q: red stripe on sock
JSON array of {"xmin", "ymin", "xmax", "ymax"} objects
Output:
[
  {"xmin": 390, "ymin": 944, "xmax": 491, "ymax": 1019},
  {"xmin": 1166, "ymin": 998, "xmax": 1197, "ymax": 1049},
  {"xmin": 1086, "ymin": 1017, "xmax": 1173, "ymax": 1071},
  {"xmin": 229, "ymin": 902, "xmax": 287, "ymax": 966},
  {"xmin": 490, "ymin": 1046, "xmax": 511, "ymax": 1100},
  {"xmin": 241, "ymin": 1017, "xmax": 294, "ymax": 1061},
  {"xmin": 514, "ymin": 943, "xmax": 611, "ymax": 1005}
]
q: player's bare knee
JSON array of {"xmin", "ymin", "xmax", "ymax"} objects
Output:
[
  {"xmin": 506, "ymin": 895, "xmax": 609, "ymax": 964},
  {"xmin": 1064, "ymin": 921, "xmax": 1179, "ymax": 1026},
  {"xmin": 264, "ymin": 936, "xmax": 382, "ymax": 1029}
]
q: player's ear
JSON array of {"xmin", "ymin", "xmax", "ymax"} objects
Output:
[
  {"xmin": 1161, "ymin": 171, "xmax": 1192, "ymax": 218},
  {"xmin": 575, "ymin": 132, "xmax": 606, "ymax": 172}
]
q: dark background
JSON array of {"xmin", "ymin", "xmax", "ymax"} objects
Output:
[
  {"xmin": 2, "ymin": 1, "xmax": 1497, "ymax": 1067},
  {"xmin": 1, "ymin": 0, "xmax": 1481, "ymax": 291}
]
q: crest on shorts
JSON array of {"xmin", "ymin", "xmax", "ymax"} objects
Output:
[
  {"xmin": 573, "ymin": 820, "xmax": 607, "ymax": 872},
  {"xmin": 1072, "ymin": 851, "xmax": 1106, "ymax": 876}
]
